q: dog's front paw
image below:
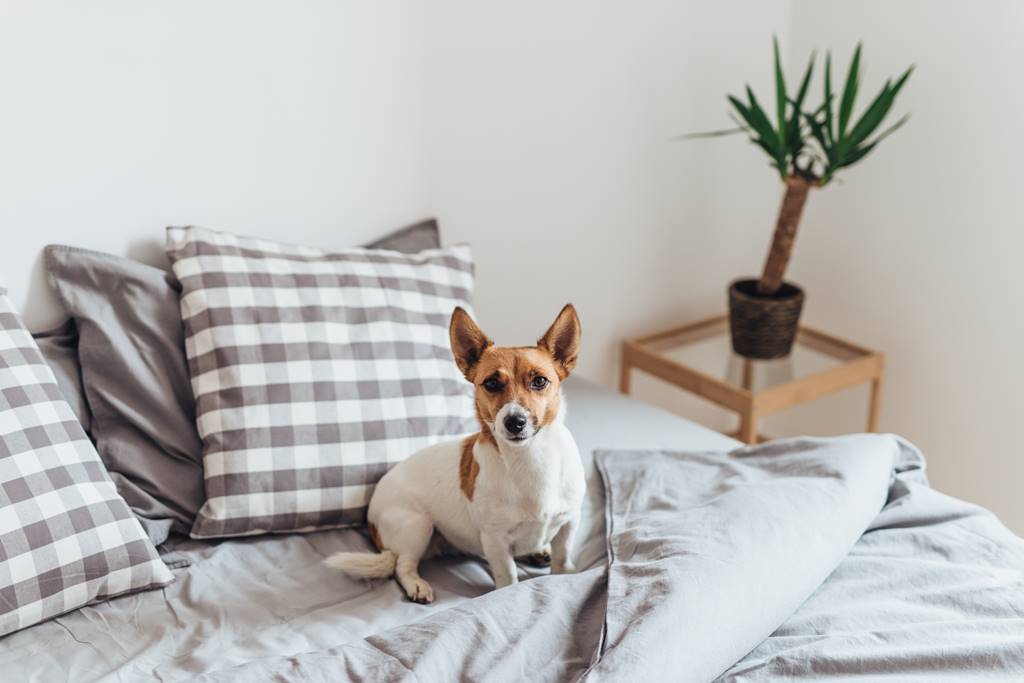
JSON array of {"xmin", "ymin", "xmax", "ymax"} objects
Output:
[
  {"xmin": 550, "ymin": 562, "xmax": 577, "ymax": 575},
  {"xmin": 402, "ymin": 578, "xmax": 434, "ymax": 604}
]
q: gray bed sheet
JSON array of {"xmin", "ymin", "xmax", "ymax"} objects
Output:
[
  {"xmin": 190, "ymin": 433, "xmax": 1024, "ymax": 682},
  {"xmin": 0, "ymin": 378, "xmax": 737, "ymax": 681},
  {"xmin": 5, "ymin": 378, "xmax": 1023, "ymax": 682}
]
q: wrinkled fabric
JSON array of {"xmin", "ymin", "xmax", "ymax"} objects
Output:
[
  {"xmin": 719, "ymin": 445, "xmax": 1024, "ymax": 681},
  {"xmin": 201, "ymin": 435, "xmax": 912, "ymax": 682},
  {"xmin": 32, "ymin": 317, "xmax": 92, "ymax": 432},
  {"xmin": 592, "ymin": 437, "xmax": 899, "ymax": 681},
  {"xmin": 2, "ymin": 380, "xmax": 1022, "ymax": 681},
  {"xmin": 0, "ymin": 378, "xmax": 734, "ymax": 680},
  {"xmin": 202, "ymin": 436, "xmax": 1024, "ymax": 683}
]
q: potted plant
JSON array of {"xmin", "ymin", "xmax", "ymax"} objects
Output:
[{"xmin": 691, "ymin": 39, "xmax": 913, "ymax": 359}]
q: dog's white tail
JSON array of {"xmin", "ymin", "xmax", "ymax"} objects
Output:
[{"xmin": 324, "ymin": 550, "xmax": 397, "ymax": 579}]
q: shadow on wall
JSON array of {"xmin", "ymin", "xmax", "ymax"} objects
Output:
[
  {"xmin": 24, "ymin": 252, "xmax": 52, "ymax": 329},
  {"xmin": 125, "ymin": 238, "xmax": 171, "ymax": 271}
]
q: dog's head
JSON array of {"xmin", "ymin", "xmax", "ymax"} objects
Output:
[{"xmin": 449, "ymin": 304, "xmax": 581, "ymax": 447}]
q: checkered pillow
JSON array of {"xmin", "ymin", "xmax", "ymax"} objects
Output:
[
  {"xmin": 166, "ymin": 226, "xmax": 476, "ymax": 538},
  {"xmin": 0, "ymin": 292, "xmax": 173, "ymax": 637}
]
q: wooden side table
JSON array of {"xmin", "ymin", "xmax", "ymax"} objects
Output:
[{"xmin": 620, "ymin": 315, "xmax": 884, "ymax": 444}]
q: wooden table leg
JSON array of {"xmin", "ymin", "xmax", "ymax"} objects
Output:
[
  {"xmin": 619, "ymin": 360, "xmax": 631, "ymax": 395},
  {"xmin": 741, "ymin": 357, "xmax": 754, "ymax": 391},
  {"xmin": 738, "ymin": 410, "xmax": 758, "ymax": 445},
  {"xmin": 867, "ymin": 376, "xmax": 882, "ymax": 432}
]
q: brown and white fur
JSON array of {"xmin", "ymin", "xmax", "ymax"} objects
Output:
[{"xmin": 325, "ymin": 304, "xmax": 585, "ymax": 604}]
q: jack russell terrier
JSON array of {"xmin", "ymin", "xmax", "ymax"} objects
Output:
[{"xmin": 325, "ymin": 304, "xmax": 585, "ymax": 603}]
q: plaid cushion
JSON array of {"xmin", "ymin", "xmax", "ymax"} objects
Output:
[
  {"xmin": 166, "ymin": 226, "xmax": 476, "ymax": 538},
  {"xmin": 0, "ymin": 292, "xmax": 173, "ymax": 637}
]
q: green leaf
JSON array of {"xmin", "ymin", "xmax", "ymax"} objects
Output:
[
  {"xmin": 841, "ymin": 79, "xmax": 892, "ymax": 155},
  {"xmin": 751, "ymin": 137, "xmax": 783, "ymax": 166},
  {"xmin": 865, "ymin": 112, "xmax": 911, "ymax": 148},
  {"xmin": 824, "ymin": 51, "xmax": 834, "ymax": 144},
  {"xmin": 729, "ymin": 94, "xmax": 772, "ymax": 145},
  {"xmin": 837, "ymin": 113, "xmax": 910, "ymax": 169},
  {"xmin": 749, "ymin": 85, "xmax": 788, "ymax": 178},
  {"xmin": 791, "ymin": 52, "xmax": 815, "ymax": 114},
  {"xmin": 804, "ymin": 112, "xmax": 837, "ymax": 164},
  {"xmin": 786, "ymin": 52, "xmax": 815, "ymax": 154},
  {"xmin": 838, "ymin": 43, "xmax": 862, "ymax": 139},
  {"xmin": 806, "ymin": 99, "xmax": 828, "ymax": 117},
  {"xmin": 837, "ymin": 141, "xmax": 878, "ymax": 168},
  {"xmin": 744, "ymin": 88, "xmax": 781, "ymax": 149},
  {"xmin": 727, "ymin": 110, "xmax": 754, "ymax": 134},
  {"xmin": 891, "ymin": 64, "xmax": 914, "ymax": 95},
  {"xmin": 773, "ymin": 36, "xmax": 788, "ymax": 148},
  {"xmin": 843, "ymin": 66, "xmax": 912, "ymax": 152},
  {"xmin": 676, "ymin": 127, "xmax": 747, "ymax": 140},
  {"xmin": 728, "ymin": 94, "xmax": 783, "ymax": 172}
]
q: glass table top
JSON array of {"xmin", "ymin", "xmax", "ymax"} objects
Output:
[{"xmin": 636, "ymin": 317, "xmax": 870, "ymax": 393}]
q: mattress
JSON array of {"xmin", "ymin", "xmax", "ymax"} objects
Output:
[{"xmin": 0, "ymin": 378, "xmax": 738, "ymax": 681}]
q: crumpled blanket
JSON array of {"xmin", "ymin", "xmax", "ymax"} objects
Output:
[{"xmin": 195, "ymin": 435, "xmax": 1024, "ymax": 682}]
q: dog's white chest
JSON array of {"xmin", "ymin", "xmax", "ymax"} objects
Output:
[
  {"xmin": 506, "ymin": 510, "xmax": 573, "ymax": 555},
  {"xmin": 473, "ymin": 426, "xmax": 584, "ymax": 555}
]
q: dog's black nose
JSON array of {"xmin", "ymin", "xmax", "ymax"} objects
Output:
[{"xmin": 504, "ymin": 414, "xmax": 528, "ymax": 435}]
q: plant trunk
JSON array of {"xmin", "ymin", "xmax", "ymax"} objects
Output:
[{"xmin": 757, "ymin": 176, "xmax": 812, "ymax": 296}]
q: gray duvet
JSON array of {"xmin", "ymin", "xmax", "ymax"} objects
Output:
[{"xmin": 3, "ymin": 380, "xmax": 1023, "ymax": 682}]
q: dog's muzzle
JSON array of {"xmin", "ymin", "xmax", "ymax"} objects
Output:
[{"xmin": 495, "ymin": 403, "xmax": 535, "ymax": 443}]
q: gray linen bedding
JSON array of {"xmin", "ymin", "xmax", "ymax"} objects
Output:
[{"xmin": 3, "ymin": 379, "xmax": 1022, "ymax": 681}]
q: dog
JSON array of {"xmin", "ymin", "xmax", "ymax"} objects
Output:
[{"xmin": 324, "ymin": 304, "xmax": 585, "ymax": 604}]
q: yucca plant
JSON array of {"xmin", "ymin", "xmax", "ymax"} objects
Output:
[{"xmin": 693, "ymin": 38, "xmax": 913, "ymax": 297}]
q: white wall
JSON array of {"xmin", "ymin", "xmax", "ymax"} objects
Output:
[
  {"xmin": 2, "ymin": 2, "xmax": 1021, "ymax": 532},
  {"xmin": 0, "ymin": 0, "xmax": 429, "ymax": 330},
  {"xmin": 782, "ymin": 1, "xmax": 1024, "ymax": 533},
  {"xmin": 418, "ymin": 0, "xmax": 790, "ymax": 371},
  {"xmin": 419, "ymin": 0, "xmax": 1024, "ymax": 533}
]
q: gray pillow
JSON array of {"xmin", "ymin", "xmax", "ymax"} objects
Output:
[
  {"xmin": 45, "ymin": 246, "xmax": 204, "ymax": 546},
  {"xmin": 368, "ymin": 218, "xmax": 442, "ymax": 254},
  {"xmin": 42, "ymin": 219, "xmax": 441, "ymax": 544},
  {"xmin": 32, "ymin": 318, "xmax": 91, "ymax": 433}
]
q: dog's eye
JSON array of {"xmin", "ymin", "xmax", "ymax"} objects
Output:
[
  {"xmin": 530, "ymin": 376, "xmax": 549, "ymax": 391},
  {"xmin": 482, "ymin": 377, "xmax": 503, "ymax": 393}
]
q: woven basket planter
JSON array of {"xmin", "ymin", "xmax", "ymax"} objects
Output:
[{"xmin": 728, "ymin": 278, "xmax": 805, "ymax": 359}]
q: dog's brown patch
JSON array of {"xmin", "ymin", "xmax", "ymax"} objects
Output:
[
  {"xmin": 477, "ymin": 427, "xmax": 498, "ymax": 450},
  {"xmin": 367, "ymin": 522, "xmax": 383, "ymax": 550},
  {"xmin": 541, "ymin": 392, "xmax": 562, "ymax": 428},
  {"xmin": 449, "ymin": 307, "xmax": 493, "ymax": 380},
  {"xmin": 459, "ymin": 435, "xmax": 480, "ymax": 501},
  {"xmin": 537, "ymin": 304, "xmax": 581, "ymax": 379}
]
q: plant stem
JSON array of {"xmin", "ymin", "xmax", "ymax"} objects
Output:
[{"xmin": 757, "ymin": 176, "xmax": 813, "ymax": 296}]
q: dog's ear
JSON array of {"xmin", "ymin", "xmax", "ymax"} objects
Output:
[
  {"xmin": 538, "ymin": 303, "xmax": 581, "ymax": 379},
  {"xmin": 449, "ymin": 307, "xmax": 492, "ymax": 381}
]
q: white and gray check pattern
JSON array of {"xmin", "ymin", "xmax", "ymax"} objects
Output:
[
  {"xmin": 0, "ymin": 293, "xmax": 173, "ymax": 637},
  {"xmin": 166, "ymin": 227, "xmax": 476, "ymax": 538}
]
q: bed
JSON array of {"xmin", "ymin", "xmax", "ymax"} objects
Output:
[
  {"xmin": 2, "ymin": 377, "xmax": 1022, "ymax": 682},
  {"xmin": 2, "ymin": 220, "xmax": 1022, "ymax": 683}
]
